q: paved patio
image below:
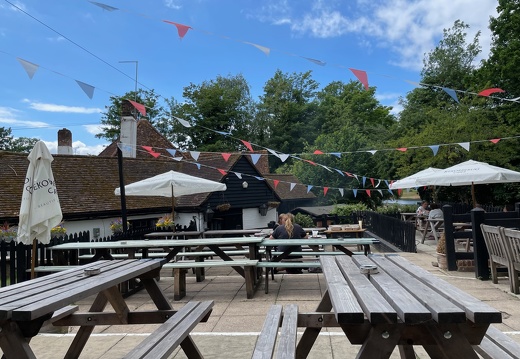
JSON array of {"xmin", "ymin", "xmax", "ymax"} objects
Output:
[{"xmin": 3, "ymin": 234, "xmax": 520, "ymax": 358}]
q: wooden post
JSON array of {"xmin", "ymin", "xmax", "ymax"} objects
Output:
[
  {"xmin": 471, "ymin": 208, "xmax": 489, "ymax": 280},
  {"xmin": 442, "ymin": 205, "xmax": 457, "ymax": 271}
]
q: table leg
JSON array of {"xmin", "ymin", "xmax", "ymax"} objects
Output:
[
  {"xmin": 64, "ymin": 292, "xmax": 108, "ymax": 359},
  {"xmin": 355, "ymin": 324, "xmax": 401, "ymax": 359},
  {"xmin": 0, "ymin": 321, "xmax": 36, "ymax": 359},
  {"xmin": 296, "ymin": 291, "xmax": 333, "ymax": 359}
]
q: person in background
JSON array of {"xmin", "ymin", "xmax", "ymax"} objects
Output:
[
  {"xmin": 272, "ymin": 213, "xmax": 285, "ymax": 230},
  {"xmin": 428, "ymin": 203, "xmax": 443, "ymax": 219},
  {"xmin": 416, "ymin": 200, "xmax": 430, "ymax": 216},
  {"xmin": 270, "ymin": 213, "xmax": 307, "ymax": 274}
]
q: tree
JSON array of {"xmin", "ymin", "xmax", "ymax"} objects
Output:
[
  {"xmin": 96, "ymin": 89, "xmax": 168, "ymax": 141},
  {"xmin": 161, "ymin": 74, "xmax": 255, "ymax": 152},
  {"xmin": 0, "ymin": 127, "xmax": 38, "ymax": 152},
  {"xmin": 256, "ymin": 70, "xmax": 319, "ymax": 172}
]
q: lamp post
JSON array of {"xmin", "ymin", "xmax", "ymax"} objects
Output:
[{"xmin": 119, "ymin": 60, "xmax": 138, "ymax": 101}]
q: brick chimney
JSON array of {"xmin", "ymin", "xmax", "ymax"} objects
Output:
[
  {"xmin": 57, "ymin": 128, "xmax": 73, "ymax": 155},
  {"xmin": 120, "ymin": 100, "xmax": 138, "ymax": 158}
]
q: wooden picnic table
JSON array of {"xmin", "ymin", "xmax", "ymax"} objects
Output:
[
  {"xmin": 0, "ymin": 259, "xmax": 205, "ymax": 359},
  {"xmin": 323, "ymin": 228, "xmax": 366, "ymax": 239},
  {"xmin": 295, "ymin": 254, "xmax": 502, "ymax": 358},
  {"xmin": 202, "ymin": 229, "xmax": 266, "ymax": 238}
]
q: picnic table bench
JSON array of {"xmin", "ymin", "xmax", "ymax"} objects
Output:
[
  {"xmin": 294, "ymin": 254, "xmax": 504, "ymax": 358},
  {"xmin": 0, "ymin": 259, "xmax": 212, "ymax": 359}
]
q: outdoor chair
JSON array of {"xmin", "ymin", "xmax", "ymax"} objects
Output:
[
  {"xmin": 498, "ymin": 227, "xmax": 520, "ymax": 294},
  {"xmin": 480, "ymin": 224, "xmax": 510, "ymax": 285}
]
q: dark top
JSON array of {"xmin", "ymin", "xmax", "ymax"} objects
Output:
[{"xmin": 271, "ymin": 223, "xmax": 306, "ymax": 257}]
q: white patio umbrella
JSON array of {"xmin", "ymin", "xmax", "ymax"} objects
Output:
[
  {"xmin": 389, "ymin": 167, "xmax": 442, "ymax": 190},
  {"xmin": 414, "ymin": 160, "xmax": 520, "ymax": 207},
  {"xmin": 17, "ymin": 141, "xmax": 63, "ymax": 278},
  {"xmin": 114, "ymin": 170, "xmax": 227, "ymax": 219}
]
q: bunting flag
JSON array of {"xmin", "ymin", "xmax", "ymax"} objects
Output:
[
  {"xmin": 397, "ymin": 148, "xmax": 407, "ymax": 152},
  {"xmin": 221, "ymin": 153, "xmax": 232, "ymax": 162},
  {"xmin": 302, "ymin": 57, "xmax": 326, "ymax": 66},
  {"xmin": 313, "ymin": 150, "xmax": 324, "ymax": 154},
  {"xmin": 174, "ymin": 116, "xmax": 192, "ymax": 127},
  {"xmin": 240, "ymin": 140, "xmax": 254, "ymax": 151},
  {"xmin": 17, "ymin": 58, "xmax": 39, "ymax": 79},
  {"xmin": 429, "ymin": 145, "xmax": 440, "ymax": 156},
  {"xmin": 323, "ymin": 187, "xmax": 329, "ymax": 196},
  {"xmin": 141, "ymin": 146, "xmax": 161, "ymax": 158},
  {"xmin": 335, "ymin": 169, "xmax": 345, "ymax": 176},
  {"xmin": 89, "ymin": 1, "xmax": 119, "ymax": 11},
  {"xmin": 331, "ymin": 152, "xmax": 342, "ymax": 158},
  {"xmin": 338, "ymin": 188, "xmax": 344, "ymax": 197},
  {"xmin": 250, "ymin": 153, "xmax": 261, "ymax": 165},
  {"xmin": 353, "ymin": 189, "xmax": 358, "ymax": 197},
  {"xmin": 234, "ymin": 172, "xmax": 242, "ymax": 179},
  {"xmin": 370, "ymin": 178, "xmax": 375, "ymax": 187},
  {"xmin": 349, "ymin": 68, "xmax": 369, "ymax": 90},
  {"xmin": 458, "ymin": 142, "xmax": 470, "ymax": 151},
  {"xmin": 254, "ymin": 176, "xmax": 264, "ymax": 181},
  {"xmin": 290, "ymin": 183, "xmax": 296, "ymax": 191},
  {"xmin": 490, "ymin": 138, "xmax": 501, "ymax": 144},
  {"xmin": 195, "ymin": 163, "xmax": 201, "ymax": 169},
  {"xmin": 478, "ymin": 88, "xmax": 505, "ymax": 97},
  {"xmin": 244, "ymin": 42, "xmax": 270, "ymax": 56},
  {"xmin": 279, "ymin": 154, "xmax": 290, "ymax": 162},
  {"xmin": 217, "ymin": 169, "xmax": 227, "ymax": 176},
  {"xmin": 190, "ymin": 151, "xmax": 200, "ymax": 161},
  {"xmin": 273, "ymin": 180, "xmax": 280, "ymax": 189},
  {"xmin": 76, "ymin": 80, "xmax": 95, "ymax": 99},
  {"xmin": 307, "ymin": 185, "xmax": 313, "ymax": 193},
  {"xmin": 166, "ymin": 149, "xmax": 176, "ymax": 157},
  {"xmin": 362, "ymin": 177, "xmax": 367, "ymax": 187},
  {"xmin": 128, "ymin": 100, "xmax": 146, "ymax": 116},
  {"xmin": 442, "ymin": 87, "xmax": 459, "ymax": 103},
  {"xmin": 366, "ymin": 190, "xmax": 371, "ymax": 197},
  {"xmin": 163, "ymin": 20, "xmax": 192, "ymax": 39},
  {"xmin": 367, "ymin": 150, "xmax": 377, "ymax": 155}
]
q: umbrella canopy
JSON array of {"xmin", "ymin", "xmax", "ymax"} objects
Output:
[
  {"xmin": 17, "ymin": 141, "xmax": 63, "ymax": 245},
  {"xmin": 414, "ymin": 160, "xmax": 520, "ymax": 206},
  {"xmin": 114, "ymin": 170, "xmax": 227, "ymax": 198},
  {"xmin": 389, "ymin": 167, "xmax": 442, "ymax": 190}
]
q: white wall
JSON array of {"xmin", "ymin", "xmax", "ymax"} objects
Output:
[{"xmin": 242, "ymin": 207, "xmax": 277, "ymax": 229}]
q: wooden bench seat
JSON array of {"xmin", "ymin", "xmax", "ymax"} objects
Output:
[
  {"xmin": 474, "ymin": 326, "xmax": 520, "ymax": 359},
  {"xmin": 123, "ymin": 300, "xmax": 214, "ymax": 359},
  {"xmin": 251, "ymin": 304, "xmax": 298, "ymax": 359},
  {"xmin": 162, "ymin": 259, "xmax": 258, "ymax": 300},
  {"xmin": 257, "ymin": 261, "xmax": 321, "ymax": 294},
  {"xmin": 270, "ymin": 251, "xmax": 362, "ymax": 256}
]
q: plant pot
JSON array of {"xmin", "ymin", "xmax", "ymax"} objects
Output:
[{"xmin": 436, "ymin": 253, "xmax": 447, "ymax": 270}]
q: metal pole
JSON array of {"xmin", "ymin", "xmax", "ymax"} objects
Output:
[{"xmin": 117, "ymin": 146, "xmax": 128, "ymax": 232}]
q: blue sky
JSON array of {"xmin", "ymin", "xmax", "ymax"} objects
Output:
[{"xmin": 1, "ymin": 0, "xmax": 498, "ymax": 155}]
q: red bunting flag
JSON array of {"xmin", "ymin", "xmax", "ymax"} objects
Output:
[
  {"xmin": 128, "ymin": 100, "xmax": 146, "ymax": 116},
  {"xmin": 366, "ymin": 190, "xmax": 371, "ymax": 197},
  {"xmin": 163, "ymin": 20, "xmax": 192, "ymax": 39},
  {"xmin": 349, "ymin": 68, "xmax": 369, "ymax": 91},
  {"xmin": 313, "ymin": 150, "xmax": 324, "ymax": 154},
  {"xmin": 221, "ymin": 153, "xmax": 232, "ymax": 162},
  {"xmin": 141, "ymin": 146, "xmax": 160, "ymax": 158},
  {"xmin": 478, "ymin": 88, "xmax": 505, "ymax": 97},
  {"xmin": 490, "ymin": 138, "xmax": 501, "ymax": 144},
  {"xmin": 217, "ymin": 169, "xmax": 227, "ymax": 176},
  {"xmin": 370, "ymin": 178, "xmax": 375, "ymax": 187},
  {"xmin": 397, "ymin": 148, "xmax": 407, "ymax": 152},
  {"xmin": 323, "ymin": 187, "xmax": 329, "ymax": 196},
  {"xmin": 273, "ymin": 180, "xmax": 280, "ymax": 189},
  {"xmin": 304, "ymin": 160, "xmax": 317, "ymax": 166},
  {"xmin": 240, "ymin": 140, "xmax": 254, "ymax": 151}
]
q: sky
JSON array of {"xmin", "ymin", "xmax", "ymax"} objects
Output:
[{"xmin": 0, "ymin": 0, "xmax": 498, "ymax": 155}]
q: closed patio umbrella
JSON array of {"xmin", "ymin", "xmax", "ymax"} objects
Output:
[
  {"xmin": 17, "ymin": 141, "xmax": 63, "ymax": 278},
  {"xmin": 114, "ymin": 170, "xmax": 227, "ymax": 219},
  {"xmin": 414, "ymin": 160, "xmax": 520, "ymax": 207}
]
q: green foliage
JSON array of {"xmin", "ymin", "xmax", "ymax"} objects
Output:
[
  {"xmin": 331, "ymin": 203, "xmax": 369, "ymax": 223},
  {"xmin": 0, "ymin": 127, "xmax": 38, "ymax": 152},
  {"xmin": 294, "ymin": 213, "xmax": 314, "ymax": 227}
]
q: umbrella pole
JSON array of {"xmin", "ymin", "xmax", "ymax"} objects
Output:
[
  {"xmin": 471, "ymin": 182, "xmax": 477, "ymax": 208},
  {"xmin": 31, "ymin": 239, "xmax": 37, "ymax": 279}
]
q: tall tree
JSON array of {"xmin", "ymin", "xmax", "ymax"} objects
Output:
[
  {"xmin": 0, "ymin": 127, "xmax": 38, "ymax": 152},
  {"xmin": 256, "ymin": 70, "xmax": 319, "ymax": 172}
]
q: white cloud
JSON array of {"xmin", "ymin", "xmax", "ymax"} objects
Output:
[
  {"xmin": 164, "ymin": 0, "xmax": 182, "ymax": 10},
  {"xmin": 254, "ymin": 0, "xmax": 497, "ymax": 71},
  {"xmin": 43, "ymin": 140, "xmax": 108, "ymax": 156},
  {"xmin": 83, "ymin": 124, "xmax": 106, "ymax": 135},
  {"xmin": 25, "ymin": 100, "xmax": 103, "ymax": 114},
  {"xmin": 0, "ymin": 106, "xmax": 49, "ymax": 128}
]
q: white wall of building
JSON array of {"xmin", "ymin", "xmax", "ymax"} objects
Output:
[{"xmin": 242, "ymin": 207, "xmax": 277, "ymax": 229}]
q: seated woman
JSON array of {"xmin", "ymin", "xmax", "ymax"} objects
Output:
[
  {"xmin": 270, "ymin": 213, "xmax": 307, "ymax": 274},
  {"xmin": 428, "ymin": 203, "xmax": 443, "ymax": 219}
]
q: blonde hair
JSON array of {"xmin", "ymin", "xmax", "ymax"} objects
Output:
[{"xmin": 284, "ymin": 213, "xmax": 295, "ymax": 238}]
